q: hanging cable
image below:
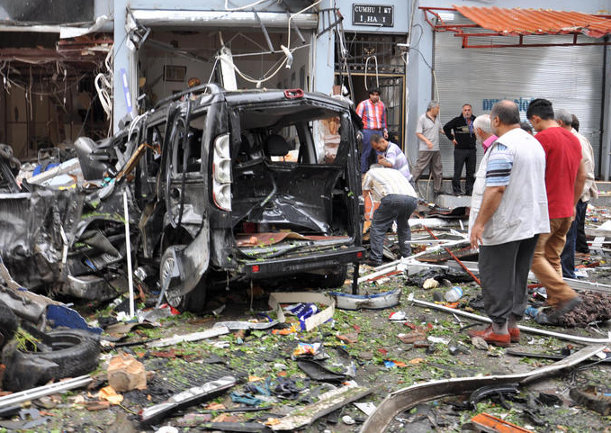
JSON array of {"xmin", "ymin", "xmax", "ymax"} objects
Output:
[{"xmin": 364, "ymin": 55, "xmax": 379, "ymax": 90}]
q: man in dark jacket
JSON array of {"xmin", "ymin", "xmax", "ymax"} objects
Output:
[{"xmin": 443, "ymin": 104, "xmax": 477, "ymax": 195}]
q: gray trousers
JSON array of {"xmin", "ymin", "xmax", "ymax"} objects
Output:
[
  {"xmin": 369, "ymin": 194, "xmax": 418, "ymax": 262},
  {"xmin": 479, "ymin": 235, "xmax": 539, "ymax": 326},
  {"xmin": 411, "ymin": 150, "xmax": 443, "ymax": 193}
]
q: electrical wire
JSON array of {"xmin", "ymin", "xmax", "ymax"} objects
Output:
[{"xmin": 224, "ymin": 0, "xmax": 271, "ymax": 12}]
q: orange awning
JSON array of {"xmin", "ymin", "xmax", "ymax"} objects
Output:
[
  {"xmin": 420, "ymin": 6, "xmax": 611, "ymax": 48},
  {"xmin": 455, "ymin": 5, "xmax": 611, "ymax": 39}
]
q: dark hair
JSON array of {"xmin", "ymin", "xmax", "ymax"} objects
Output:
[
  {"xmin": 370, "ymin": 133, "xmax": 382, "ymax": 144},
  {"xmin": 519, "ymin": 121, "xmax": 533, "ymax": 134},
  {"xmin": 526, "ymin": 98, "xmax": 554, "ymax": 120},
  {"xmin": 571, "ymin": 114, "xmax": 580, "ymax": 132},
  {"xmin": 368, "ymin": 87, "xmax": 380, "ymax": 95},
  {"xmin": 490, "ymin": 100, "xmax": 520, "ymax": 125}
]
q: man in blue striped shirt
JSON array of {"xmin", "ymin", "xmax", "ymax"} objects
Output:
[{"xmin": 468, "ymin": 100, "xmax": 549, "ymax": 347}]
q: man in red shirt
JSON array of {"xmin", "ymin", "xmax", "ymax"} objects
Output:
[
  {"xmin": 356, "ymin": 88, "xmax": 388, "ymax": 173},
  {"xmin": 527, "ymin": 99, "xmax": 586, "ymax": 321}
]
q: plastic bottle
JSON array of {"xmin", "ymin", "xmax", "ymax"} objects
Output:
[{"xmin": 444, "ymin": 286, "xmax": 463, "ymax": 302}]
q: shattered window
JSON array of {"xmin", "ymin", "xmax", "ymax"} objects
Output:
[
  {"xmin": 173, "ymin": 113, "xmax": 206, "ymax": 173},
  {"xmin": 313, "ymin": 116, "xmax": 341, "ymax": 164}
]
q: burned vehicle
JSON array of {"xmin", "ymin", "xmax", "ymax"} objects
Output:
[{"xmin": 131, "ymin": 85, "xmax": 365, "ymax": 311}]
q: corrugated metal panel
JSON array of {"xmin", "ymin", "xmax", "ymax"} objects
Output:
[
  {"xmin": 434, "ymin": 31, "xmax": 604, "ymax": 178},
  {"xmin": 455, "ymin": 6, "xmax": 611, "ymax": 38}
]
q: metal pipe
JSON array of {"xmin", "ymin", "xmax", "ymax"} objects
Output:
[
  {"xmin": 408, "ymin": 294, "xmax": 611, "ymax": 344},
  {"xmin": 0, "ymin": 376, "xmax": 92, "ymax": 409},
  {"xmin": 129, "ymin": 10, "xmax": 318, "ymax": 29}
]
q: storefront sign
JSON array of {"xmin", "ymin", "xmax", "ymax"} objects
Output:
[
  {"xmin": 352, "ymin": 4, "xmax": 394, "ymax": 27},
  {"xmin": 482, "ymin": 97, "xmax": 534, "ymax": 112}
]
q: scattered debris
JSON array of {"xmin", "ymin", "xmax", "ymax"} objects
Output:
[
  {"xmin": 360, "ymin": 345, "xmax": 605, "ymax": 433},
  {"xmin": 470, "ymin": 412, "xmax": 534, "ymax": 433},
  {"xmin": 269, "ymin": 384, "xmax": 372, "ymax": 431},
  {"xmin": 0, "ymin": 375, "xmax": 92, "ymax": 409},
  {"xmin": 330, "ymin": 289, "xmax": 401, "ymax": 310},
  {"xmin": 570, "ymin": 385, "xmax": 611, "ymax": 415},
  {"xmin": 407, "ymin": 293, "xmax": 611, "ymax": 344},
  {"xmin": 140, "ymin": 376, "xmax": 236, "ymax": 425},
  {"xmin": 107, "ymin": 353, "xmax": 147, "ymax": 392},
  {"xmin": 146, "ymin": 326, "xmax": 230, "ymax": 348},
  {"xmin": 269, "ymin": 292, "xmax": 335, "ymax": 332}
]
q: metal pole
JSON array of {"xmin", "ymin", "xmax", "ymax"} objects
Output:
[{"xmin": 123, "ymin": 189, "xmax": 135, "ymax": 318}]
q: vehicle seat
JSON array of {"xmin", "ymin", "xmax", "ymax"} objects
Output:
[{"xmin": 264, "ymin": 134, "xmax": 289, "ymax": 158}]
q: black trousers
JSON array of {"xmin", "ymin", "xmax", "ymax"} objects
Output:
[{"xmin": 452, "ymin": 148, "xmax": 476, "ymax": 195}]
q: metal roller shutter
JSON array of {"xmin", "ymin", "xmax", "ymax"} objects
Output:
[{"xmin": 434, "ymin": 31, "xmax": 604, "ymax": 178}]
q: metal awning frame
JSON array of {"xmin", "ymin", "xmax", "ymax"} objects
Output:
[{"xmin": 420, "ymin": 6, "xmax": 611, "ymax": 49}]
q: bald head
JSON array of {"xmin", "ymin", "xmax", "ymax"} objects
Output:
[{"xmin": 490, "ymin": 100, "xmax": 520, "ymax": 137}]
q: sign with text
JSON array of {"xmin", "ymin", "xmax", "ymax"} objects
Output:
[{"xmin": 352, "ymin": 4, "xmax": 394, "ymax": 27}]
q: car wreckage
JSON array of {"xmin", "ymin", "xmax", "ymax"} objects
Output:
[{"xmin": 0, "ymin": 85, "xmax": 365, "ymax": 312}]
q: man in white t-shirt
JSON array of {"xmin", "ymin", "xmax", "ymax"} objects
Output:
[{"xmin": 362, "ymin": 165, "xmax": 418, "ymax": 266}]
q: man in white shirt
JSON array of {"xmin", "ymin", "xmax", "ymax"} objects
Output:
[
  {"xmin": 469, "ymin": 100, "xmax": 549, "ymax": 347},
  {"xmin": 362, "ymin": 165, "xmax": 418, "ymax": 266},
  {"xmin": 557, "ymin": 109, "xmax": 598, "ymax": 278}
]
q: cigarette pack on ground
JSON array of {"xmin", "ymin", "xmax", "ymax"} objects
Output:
[{"xmin": 268, "ymin": 292, "xmax": 335, "ymax": 332}]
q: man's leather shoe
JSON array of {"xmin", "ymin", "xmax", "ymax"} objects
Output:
[
  {"xmin": 548, "ymin": 296, "xmax": 582, "ymax": 322},
  {"xmin": 509, "ymin": 327, "xmax": 520, "ymax": 343},
  {"xmin": 468, "ymin": 326, "xmax": 511, "ymax": 347},
  {"xmin": 364, "ymin": 259, "xmax": 381, "ymax": 267}
]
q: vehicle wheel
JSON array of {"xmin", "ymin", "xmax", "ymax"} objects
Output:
[
  {"xmin": 0, "ymin": 300, "xmax": 17, "ymax": 349},
  {"xmin": 160, "ymin": 246, "xmax": 207, "ymax": 313},
  {"xmin": 319, "ymin": 264, "xmax": 349, "ymax": 289},
  {"xmin": 1, "ymin": 330, "xmax": 100, "ymax": 391}
]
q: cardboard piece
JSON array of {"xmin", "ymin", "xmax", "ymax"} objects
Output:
[{"xmin": 268, "ymin": 292, "xmax": 335, "ymax": 332}]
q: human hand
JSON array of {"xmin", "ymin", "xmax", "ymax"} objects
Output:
[
  {"xmin": 452, "ymin": 139, "xmax": 457, "ymax": 146},
  {"xmin": 426, "ymin": 141, "xmax": 433, "ymax": 150},
  {"xmin": 470, "ymin": 223, "xmax": 484, "ymax": 249}
]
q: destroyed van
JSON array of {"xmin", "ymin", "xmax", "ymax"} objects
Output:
[{"xmin": 132, "ymin": 84, "xmax": 365, "ymax": 311}]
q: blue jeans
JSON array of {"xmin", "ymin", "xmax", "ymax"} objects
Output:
[
  {"xmin": 560, "ymin": 200, "xmax": 587, "ymax": 278},
  {"xmin": 361, "ymin": 129, "xmax": 382, "ymax": 173},
  {"xmin": 369, "ymin": 194, "xmax": 418, "ymax": 263}
]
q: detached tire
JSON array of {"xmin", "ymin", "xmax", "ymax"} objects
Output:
[
  {"xmin": 2, "ymin": 330, "xmax": 100, "ymax": 391},
  {"xmin": 0, "ymin": 300, "xmax": 17, "ymax": 349}
]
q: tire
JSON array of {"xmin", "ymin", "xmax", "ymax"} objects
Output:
[
  {"xmin": 1, "ymin": 330, "xmax": 100, "ymax": 391},
  {"xmin": 0, "ymin": 300, "xmax": 17, "ymax": 349},
  {"xmin": 302, "ymin": 265, "xmax": 349, "ymax": 289},
  {"xmin": 320, "ymin": 264, "xmax": 349, "ymax": 288},
  {"xmin": 160, "ymin": 246, "xmax": 207, "ymax": 313}
]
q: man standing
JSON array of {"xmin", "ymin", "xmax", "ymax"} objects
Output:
[
  {"xmin": 443, "ymin": 104, "xmax": 477, "ymax": 195},
  {"xmin": 473, "ymin": 114, "xmax": 497, "ymax": 154},
  {"xmin": 469, "ymin": 100, "xmax": 549, "ymax": 346},
  {"xmin": 557, "ymin": 110, "xmax": 598, "ymax": 278},
  {"xmin": 412, "ymin": 101, "xmax": 443, "ymax": 196},
  {"xmin": 370, "ymin": 134, "xmax": 411, "ymax": 181},
  {"xmin": 527, "ymin": 99, "xmax": 586, "ymax": 320},
  {"xmin": 356, "ymin": 88, "xmax": 388, "ymax": 173},
  {"xmin": 572, "ymin": 114, "xmax": 594, "ymax": 255},
  {"xmin": 362, "ymin": 165, "xmax": 418, "ymax": 266}
]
